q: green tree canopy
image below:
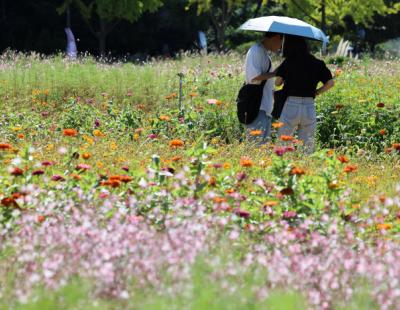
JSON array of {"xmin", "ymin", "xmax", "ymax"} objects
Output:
[
  {"xmin": 59, "ymin": 0, "xmax": 164, "ymax": 56},
  {"xmin": 277, "ymin": 0, "xmax": 400, "ymax": 34},
  {"xmin": 187, "ymin": 0, "xmax": 255, "ymax": 50}
]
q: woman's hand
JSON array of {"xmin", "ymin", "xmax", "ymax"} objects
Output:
[
  {"xmin": 275, "ymin": 76, "xmax": 284, "ymax": 86},
  {"xmin": 316, "ymin": 79, "xmax": 335, "ymax": 96}
]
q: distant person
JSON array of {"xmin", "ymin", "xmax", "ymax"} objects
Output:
[
  {"xmin": 244, "ymin": 32, "xmax": 283, "ymax": 143},
  {"xmin": 275, "ymin": 35, "xmax": 334, "ymax": 153}
]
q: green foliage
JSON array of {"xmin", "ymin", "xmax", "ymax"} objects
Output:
[
  {"xmin": 60, "ymin": 0, "xmax": 163, "ymax": 23},
  {"xmin": 276, "ymin": 0, "xmax": 400, "ymax": 32}
]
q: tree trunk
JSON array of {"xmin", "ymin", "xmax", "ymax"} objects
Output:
[
  {"xmin": 253, "ymin": 0, "xmax": 263, "ymax": 17},
  {"xmin": 215, "ymin": 24, "xmax": 225, "ymax": 51},
  {"xmin": 66, "ymin": 4, "xmax": 71, "ymax": 28},
  {"xmin": 321, "ymin": 0, "xmax": 326, "ymax": 33}
]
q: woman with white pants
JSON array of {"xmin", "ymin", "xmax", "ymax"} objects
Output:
[{"xmin": 275, "ymin": 35, "xmax": 335, "ymax": 153}]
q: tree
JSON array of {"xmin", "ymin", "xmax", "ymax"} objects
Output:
[
  {"xmin": 59, "ymin": 0, "xmax": 164, "ymax": 56},
  {"xmin": 187, "ymin": 0, "xmax": 262, "ymax": 50},
  {"xmin": 276, "ymin": 0, "xmax": 400, "ymax": 37}
]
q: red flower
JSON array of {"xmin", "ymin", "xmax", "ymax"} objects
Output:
[
  {"xmin": 338, "ymin": 155, "xmax": 349, "ymax": 163},
  {"xmin": 0, "ymin": 143, "xmax": 12, "ymax": 150},
  {"xmin": 51, "ymin": 175, "xmax": 65, "ymax": 182},
  {"xmin": 344, "ymin": 165, "xmax": 358, "ymax": 173},
  {"xmin": 32, "ymin": 170, "xmax": 45, "ymax": 176},
  {"xmin": 1, "ymin": 197, "xmax": 19, "ymax": 208},
  {"xmin": 234, "ymin": 208, "xmax": 250, "ymax": 219},
  {"xmin": 63, "ymin": 129, "xmax": 78, "ymax": 137},
  {"xmin": 376, "ymin": 102, "xmax": 385, "ymax": 108},
  {"xmin": 290, "ymin": 167, "xmax": 305, "ymax": 176},
  {"xmin": 280, "ymin": 187, "xmax": 294, "ymax": 196},
  {"xmin": 10, "ymin": 167, "xmax": 23, "ymax": 176}
]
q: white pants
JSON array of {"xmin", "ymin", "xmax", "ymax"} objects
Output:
[{"xmin": 278, "ymin": 96, "xmax": 316, "ymax": 153}]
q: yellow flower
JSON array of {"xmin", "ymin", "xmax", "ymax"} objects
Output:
[
  {"xmin": 223, "ymin": 162, "xmax": 231, "ymax": 169},
  {"xmin": 93, "ymin": 129, "xmax": 106, "ymax": 137},
  {"xmin": 46, "ymin": 144, "xmax": 54, "ymax": 151},
  {"xmin": 11, "ymin": 127, "xmax": 23, "ymax": 132},
  {"xmin": 211, "ymin": 137, "xmax": 219, "ymax": 145},
  {"xmin": 82, "ymin": 135, "xmax": 94, "ymax": 145},
  {"xmin": 97, "ymin": 161, "xmax": 104, "ymax": 168},
  {"xmin": 32, "ymin": 89, "xmax": 41, "ymax": 96},
  {"xmin": 110, "ymin": 141, "xmax": 118, "ymax": 151},
  {"xmin": 134, "ymin": 133, "xmax": 140, "ymax": 141}
]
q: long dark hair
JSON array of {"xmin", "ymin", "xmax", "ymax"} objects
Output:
[{"xmin": 282, "ymin": 35, "xmax": 309, "ymax": 58}]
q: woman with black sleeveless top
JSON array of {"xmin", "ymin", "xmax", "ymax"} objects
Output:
[{"xmin": 275, "ymin": 35, "xmax": 335, "ymax": 153}]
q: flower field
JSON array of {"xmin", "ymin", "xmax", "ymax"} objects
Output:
[{"xmin": 1, "ymin": 52, "xmax": 400, "ymax": 309}]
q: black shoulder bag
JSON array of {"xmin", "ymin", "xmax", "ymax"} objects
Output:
[
  {"xmin": 271, "ymin": 87, "xmax": 287, "ymax": 120},
  {"xmin": 236, "ymin": 60, "xmax": 271, "ymax": 125}
]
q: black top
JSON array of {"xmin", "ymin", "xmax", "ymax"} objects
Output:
[{"xmin": 275, "ymin": 54, "xmax": 333, "ymax": 98}]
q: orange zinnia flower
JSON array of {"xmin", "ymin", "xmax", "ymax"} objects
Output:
[
  {"xmin": 165, "ymin": 93, "xmax": 177, "ymax": 100},
  {"xmin": 379, "ymin": 129, "xmax": 386, "ymax": 135},
  {"xmin": 189, "ymin": 92, "xmax": 198, "ymax": 98},
  {"xmin": 392, "ymin": 143, "xmax": 400, "ymax": 151},
  {"xmin": 249, "ymin": 130, "xmax": 263, "ymax": 136},
  {"xmin": 376, "ymin": 223, "xmax": 392, "ymax": 230},
  {"xmin": 63, "ymin": 129, "xmax": 78, "ymax": 137},
  {"xmin": 338, "ymin": 155, "xmax": 349, "ymax": 163},
  {"xmin": 213, "ymin": 197, "xmax": 227, "ymax": 203},
  {"xmin": 169, "ymin": 139, "xmax": 184, "ymax": 148},
  {"xmin": 0, "ymin": 143, "xmax": 12, "ymax": 150},
  {"xmin": 240, "ymin": 157, "xmax": 253, "ymax": 167},
  {"xmin": 280, "ymin": 135, "xmax": 294, "ymax": 141},
  {"xmin": 93, "ymin": 129, "xmax": 105, "ymax": 137},
  {"xmin": 264, "ymin": 201, "xmax": 278, "ymax": 207},
  {"xmin": 120, "ymin": 175, "xmax": 133, "ymax": 183},
  {"xmin": 101, "ymin": 180, "xmax": 121, "ymax": 188},
  {"xmin": 344, "ymin": 165, "xmax": 358, "ymax": 173},
  {"xmin": 82, "ymin": 153, "xmax": 91, "ymax": 160},
  {"xmin": 326, "ymin": 149, "xmax": 335, "ymax": 157},
  {"xmin": 290, "ymin": 167, "xmax": 305, "ymax": 176},
  {"xmin": 208, "ymin": 176, "xmax": 217, "ymax": 187},
  {"xmin": 37, "ymin": 215, "xmax": 46, "ymax": 223},
  {"xmin": 171, "ymin": 155, "xmax": 182, "ymax": 162},
  {"xmin": 159, "ymin": 115, "xmax": 171, "ymax": 121},
  {"xmin": 272, "ymin": 122, "xmax": 284, "ymax": 129}
]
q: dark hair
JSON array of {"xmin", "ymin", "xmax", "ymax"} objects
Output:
[
  {"xmin": 282, "ymin": 35, "xmax": 309, "ymax": 58},
  {"xmin": 264, "ymin": 32, "xmax": 283, "ymax": 39}
]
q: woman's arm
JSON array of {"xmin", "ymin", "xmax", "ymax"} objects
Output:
[
  {"xmin": 316, "ymin": 79, "xmax": 334, "ymax": 96},
  {"xmin": 251, "ymin": 71, "xmax": 276, "ymax": 82}
]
